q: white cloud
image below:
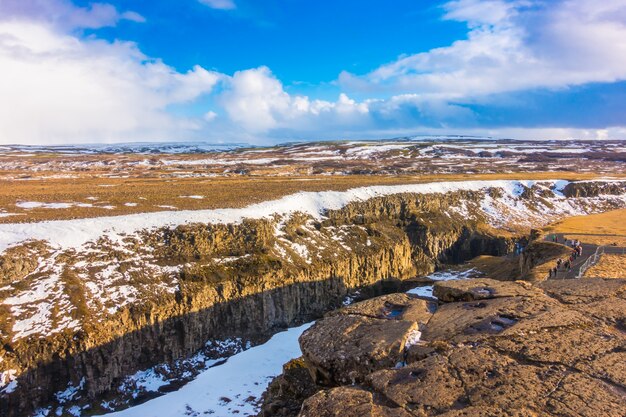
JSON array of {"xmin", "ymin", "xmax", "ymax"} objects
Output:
[
  {"xmin": 219, "ymin": 67, "xmax": 369, "ymax": 133},
  {"xmin": 0, "ymin": 0, "xmax": 145, "ymax": 30},
  {"xmin": 340, "ymin": 0, "xmax": 626, "ymax": 99},
  {"xmin": 0, "ymin": 21, "xmax": 220, "ymax": 144},
  {"xmin": 0, "ymin": 0, "xmax": 625, "ymax": 144},
  {"xmin": 199, "ymin": 0, "xmax": 237, "ymax": 10}
]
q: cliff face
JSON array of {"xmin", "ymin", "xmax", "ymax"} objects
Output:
[
  {"xmin": 562, "ymin": 181, "xmax": 625, "ymax": 198},
  {"xmin": 0, "ymin": 180, "xmax": 625, "ymax": 415}
]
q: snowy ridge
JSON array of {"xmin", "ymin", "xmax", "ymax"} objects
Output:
[{"xmin": 0, "ymin": 179, "xmax": 621, "ymax": 254}]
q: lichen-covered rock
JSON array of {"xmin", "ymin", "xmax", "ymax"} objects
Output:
[
  {"xmin": 436, "ymin": 407, "xmax": 551, "ymax": 417},
  {"xmin": 433, "ymin": 278, "xmax": 541, "ymax": 302},
  {"xmin": 298, "ymin": 294, "xmax": 433, "ymax": 386},
  {"xmin": 299, "ymin": 386, "xmax": 412, "ymax": 417},
  {"xmin": 287, "ymin": 277, "xmax": 626, "ymax": 417},
  {"xmin": 299, "ymin": 314, "xmax": 417, "ymax": 385},
  {"xmin": 420, "ymin": 295, "xmax": 559, "ymax": 342}
]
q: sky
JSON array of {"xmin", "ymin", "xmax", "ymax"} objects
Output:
[{"xmin": 0, "ymin": 0, "xmax": 626, "ymax": 144}]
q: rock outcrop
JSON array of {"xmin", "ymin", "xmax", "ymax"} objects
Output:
[
  {"xmin": 263, "ymin": 278, "xmax": 626, "ymax": 417},
  {"xmin": 300, "ymin": 294, "xmax": 433, "ymax": 386},
  {"xmin": 562, "ymin": 181, "xmax": 625, "ymax": 198}
]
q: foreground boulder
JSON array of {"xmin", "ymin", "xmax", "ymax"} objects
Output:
[
  {"xmin": 261, "ymin": 278, "xmax": 626, "ymax": 417},
  {"xmin": 299, "ymin": 294, "xmax": 432, "ymax": 385},
  {"xmin": 300, "ymin": 386, "xmax": 412, "ymax": 417}
]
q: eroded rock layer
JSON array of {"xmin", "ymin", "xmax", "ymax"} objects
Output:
[{"xmin": 267, "ymin": 278, "xmax": 626, "ymax": 417}]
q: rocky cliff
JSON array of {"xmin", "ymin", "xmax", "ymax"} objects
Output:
[
  {"xmin": 1, "ymin": 180, "xmax": 625, "ymax": 416},
  {"xmin": 262, "ymin": 278, "xmax": 626, "ymax": 417}
]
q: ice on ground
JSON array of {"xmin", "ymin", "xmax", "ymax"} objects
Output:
[
  {"xmin": 0, "ymin": 369, "xmax": 17, "ymax": 394},
  {"xmin": 404, "ymin": 329, "xmax": 422, "ymax": 349},
  {"xmin": 407, "ymin": 286, "xmax": 435, "ymax": 298},
  {"xmin": 97, "ymin": 323, "xmax": 312, "ymax": 417},
  {"xmin": 0, "ymin": 212, "xmax": 20, "ymax": 218},
  {"xmin": 56, "ymin": 378, "xmax": 85, "ymax": 404},
  {"xmin": 407, "ymin": 269, "xmax": 475, "ymax": 299},
  {"xmin": 426, "ymin": 269, "xmax": 477, "ymax": 281},
  {"xmin": 162, "ymin": 157, "xmax": 277, "ymax": 166},
  {"xmin": 123, "ymin": 368, "xmax": 169, "ymax": 396}
]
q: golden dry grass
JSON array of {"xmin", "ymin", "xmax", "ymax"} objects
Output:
[
  {"xmin": 0, "ymin": 171, "xmax": 618, "ymax": 224},
  {"xmin": 584, "ymin": 254, "xmax": 626, "ymax": 278},
  {"xmin": 466, "ymin": 255, "xmax": 521, "ymax": 281},
  {"xmin": 543, "ymin": 208, "xmax": 626, "ymax": 246}
]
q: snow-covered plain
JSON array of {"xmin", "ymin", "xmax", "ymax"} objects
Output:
[{"xmin": 0, "ymin": 179, "xmax": 617, "ymax": 254}]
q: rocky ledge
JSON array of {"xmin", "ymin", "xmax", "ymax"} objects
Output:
[{"xmin": 260, "ymin": 278, "xmax": 626, "ymax": 417}]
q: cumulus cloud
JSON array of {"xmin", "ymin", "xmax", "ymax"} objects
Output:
[
  {"xmin": 0, "ymin": 0, "xmax": 625, "ymax": 144},
  {"xmin": 340, "ymin": 0, "xmax": 626, "ymax": 99},
  {"xmin": 199, "ymin": 0, "xmax": 237, "ymax": 10},
  {"xmin": 0, "ymin": 20, "xmax": 220, "ymax": 144},
  {"xmin": 219, "ymin": 67, "xmax": 369, "ymax": 133}
]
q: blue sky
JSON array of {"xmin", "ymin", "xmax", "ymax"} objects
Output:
[
  {"xmin": 88, "ymin": 0, "xmax": 465, "ymax": 92},
  {"xmin": 0, "ymin": 0, "xmax": 626, "ymax": 144}
]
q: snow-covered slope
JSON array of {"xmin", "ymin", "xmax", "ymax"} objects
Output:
[{"xmin": 91, "ymin": 323, "xmax": 311, "ymax": 417}]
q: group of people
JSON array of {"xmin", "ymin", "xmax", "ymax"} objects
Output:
[{"xmin": 547, "ymin": 238, "xmax": 584, "ymax": 278}]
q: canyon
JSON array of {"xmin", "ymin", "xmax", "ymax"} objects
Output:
[{"xmin": 0, "ymin": 178, "xmax": 625, "ymax": 416}]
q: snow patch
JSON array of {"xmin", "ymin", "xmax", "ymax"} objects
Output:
[
  {"xmin": 0, "ymin": 369, "xmax": 17, "ymax": 393},
  {"xmin": 96, "ymin": 323, "xmax": 312, "ymax": 417}
]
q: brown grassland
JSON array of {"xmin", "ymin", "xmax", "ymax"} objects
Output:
[
  {"xmin": 584, "ymin": 254, "xmax": 626, "ymax": 278},
  {"xmin": 467, "ymin": 255, "xmax": 521, "ymax": 281},
  {"xmin": 543, "ymin": 208, "xmax": 626, "ymax": 246},
  {"xmin": 1, "ymin": 171, "xmax": 622, "ymax": 224}
]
